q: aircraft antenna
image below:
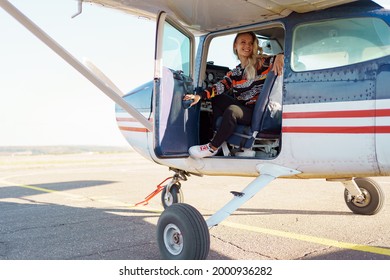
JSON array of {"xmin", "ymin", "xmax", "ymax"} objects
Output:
[{"xmin": 71, "ymin": 0, "xmax": 83, "ymax": 19}]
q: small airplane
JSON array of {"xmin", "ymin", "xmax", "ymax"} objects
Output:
[{"xmin": 1, "ymin": 0, "xmax": 390, "ymax": 260}]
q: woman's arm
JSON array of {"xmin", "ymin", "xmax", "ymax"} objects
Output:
[
  {"xmin": 183, "ymin": 70, "xmax": 233, "ymax": 107},
  {"xmin": 272, "ymin": 53, "xmax": 284, "ymax": 76}
]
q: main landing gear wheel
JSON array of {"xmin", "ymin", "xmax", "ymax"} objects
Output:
[
  {"xmin": 344, "ymin": 177, "xmax": 385, "ymax": 215},
  {"xmin": 161, "ymin": 183, "xmax": 183, "ymax": 209},
  {"xmin": 157, "ymin": 203, "xmax": 210, "ymax": 260}
]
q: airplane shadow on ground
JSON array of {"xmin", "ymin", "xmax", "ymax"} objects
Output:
[
  {"xmin": 304, "ymin": 248, "xmax": 390, "ymax": 260},
  {"xmin": 0, "ymin": 180, "xmax": 232, "ymax": 260}
]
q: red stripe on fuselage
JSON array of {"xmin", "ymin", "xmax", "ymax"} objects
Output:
[
  {"xmin": 282, "ymin": 108, "xmax": 390, "ymax": 133},
  {"xmin": 283, "ymin": 109, "xmax": 390, "ymax": 119},
  {"xmin": 116, "ymin": 117, "xmax": 152, "ymax": 133},
  {"xmin": 282, "ymin": 126, "xmax": 390, "ymax": 133},
  {"xmin": 118, "ymin": 126, "xmax": 149, "ymax": 132}
]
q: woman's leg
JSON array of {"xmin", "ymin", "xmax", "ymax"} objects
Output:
[
  {"xmin": 210, "ymin": 95, "xmax": 253, "ymax": 148},
  {"xmin": 188, "ymin": 94, "xmax": 253, "ymax": 158}
]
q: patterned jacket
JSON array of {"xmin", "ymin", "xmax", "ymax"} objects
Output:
[{"xmin": 202, "ymin": 56, "xmax": 274, "ymax": 105}]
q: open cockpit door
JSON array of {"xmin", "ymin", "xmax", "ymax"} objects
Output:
[{"xmin": 154, "ymin": 12, "xmax": 198, "ymax": 157}]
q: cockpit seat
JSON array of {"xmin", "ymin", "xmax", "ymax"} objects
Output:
[{"xmin": 216, "ymin": 70, "xmax": 283, "ymax": 157}]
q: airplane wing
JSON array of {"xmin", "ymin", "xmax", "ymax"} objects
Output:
[{"xmin": 86, "ymin": 0, "xmax": 358, "ymax": 33}]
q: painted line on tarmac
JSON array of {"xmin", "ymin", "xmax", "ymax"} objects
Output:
[
  {"xmin": 222, "ymin": 221, "xmax": 390, "ymax": 257},
  {"xmin": 0, "ymin": 178, "xmax": 81, "ymax": 199},
  {"xmin": 0, "ymin": 178, "xmax": 161, "ymax": 213}
]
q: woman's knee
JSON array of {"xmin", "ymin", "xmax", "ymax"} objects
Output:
[{"xmin": 224, "ymin": 105, "xmax": 243, "ymax": 119}]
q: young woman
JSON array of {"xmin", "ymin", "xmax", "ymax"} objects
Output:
[{"xmin": 184, "ymin": 31, "xmax": 284, "ymax": 158}]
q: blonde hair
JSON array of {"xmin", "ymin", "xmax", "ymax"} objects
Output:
[{"xmin": 233, "ymin": 32, "xmax": 260, "ymax": 80}]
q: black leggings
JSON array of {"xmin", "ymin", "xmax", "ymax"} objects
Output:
[{"xmin": 210, "ymin": 94, "xmax": 253, "ymax": 148}]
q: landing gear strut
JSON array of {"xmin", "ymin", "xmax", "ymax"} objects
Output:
[
  {"xmin": 156, "ymin": 163, "xmax": 301, "ymax": 260},
  {"xmin": 135, "ymin": 169, "xmax": 187, "ymax": 208},
  {"xmin": 161, "ymin": 170, "xmax": 187, "ymax": 209}
]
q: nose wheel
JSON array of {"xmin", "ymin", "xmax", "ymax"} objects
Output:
[
  {"xmin": 161, "ymin": 183, "xmax": 184, "ymax": 209},
  {"xmin": 157, "ymin": 203, "xmax": 210, "ymax": 260},
  {"xmin": 135, "ymin": 169, "xmax": 187, "ymax": 208}
]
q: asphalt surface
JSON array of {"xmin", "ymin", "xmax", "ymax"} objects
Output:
[{"xmin": 1, "ymin": 150, "xmax": 390, "ymax": 260}]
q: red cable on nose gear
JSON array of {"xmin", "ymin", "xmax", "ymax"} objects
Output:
[{"xmin": 135, "ymin": 176, "xmax": 173, "ymax": 206}]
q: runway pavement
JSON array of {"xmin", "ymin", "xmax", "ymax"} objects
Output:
[{"xmin": 1, "ymin": 149, "xmax": 390, "ymax": 260}]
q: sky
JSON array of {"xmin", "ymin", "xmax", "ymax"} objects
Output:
[
  {"xmin": 0, "ymin": 0, "xmax": 155, "ymax": 147},
  {"xmin": 1, "ymin": 0, "xmax": 389, "ymax": 147}
]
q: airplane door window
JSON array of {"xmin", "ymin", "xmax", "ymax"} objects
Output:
[{"xmin": 162, "ymin": 21, "xmax": 191, "ymax": 76}]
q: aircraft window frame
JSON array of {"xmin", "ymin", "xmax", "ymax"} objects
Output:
[{"xmin": 292, "ymin": 17, "xmax": 390, "ymax": 72}]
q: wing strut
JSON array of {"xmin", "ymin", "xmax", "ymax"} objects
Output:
[
  {"xmin": 0, "ymin": 0, "xmax": 153, "ymax": 132},
  {"xmin": 206, "ymin": 163, "xmax": 301, "ymax": 228}
]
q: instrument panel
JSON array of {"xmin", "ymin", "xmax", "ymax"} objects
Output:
[
  {"xmin": 203, "ymin": 62, "xmax": 230, "ymax": 88},
  {"xmin": 201, "ymin": 62, "xmax": 230, "ymax": 112}
]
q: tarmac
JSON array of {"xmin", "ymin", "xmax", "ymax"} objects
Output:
[{"xmin": 1, "ymin": 149, "xmax": 390, "ymax": 260}]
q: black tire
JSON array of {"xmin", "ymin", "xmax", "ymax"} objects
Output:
[
  {"xmin": 161, "ymin": 183, "xmax": 182, "ymax": 209},
  {"xmin": 157, "ymin": 203, "xmax": 210, "ymax": 260},
  {"xmin": 344, "ymin": 177, "xmax": 385, "ymax": 215}
]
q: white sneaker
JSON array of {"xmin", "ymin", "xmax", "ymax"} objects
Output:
[{"xmin": 189, "ymin": 143, "xmax": 218, "ymax": 158}]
